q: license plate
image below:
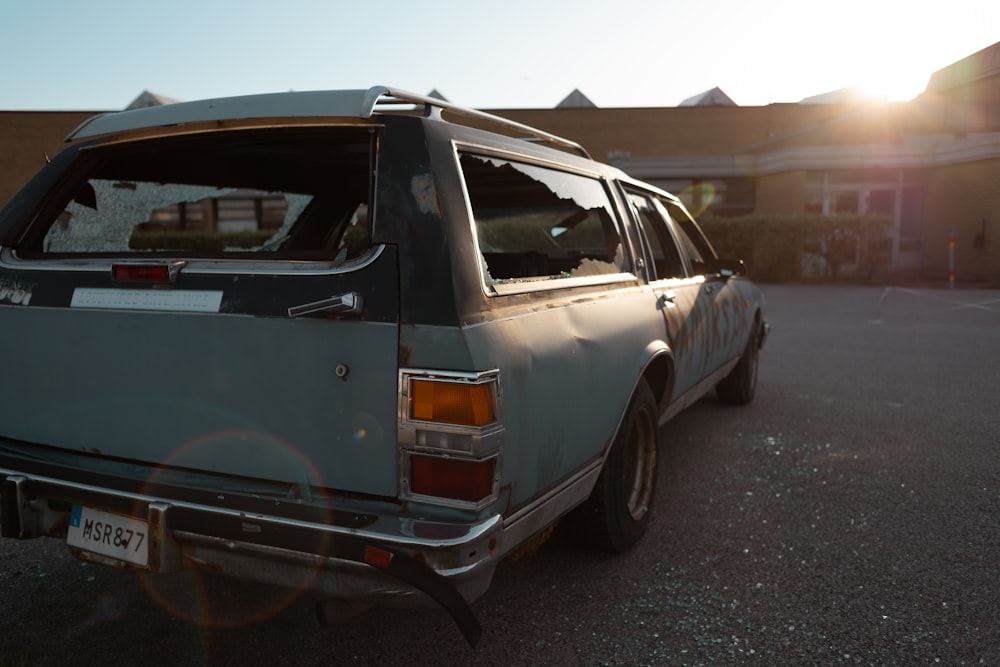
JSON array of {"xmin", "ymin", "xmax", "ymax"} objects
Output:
[{"xmin": 67, "ymin": 505, "xmax": 149, "ymax": 567}]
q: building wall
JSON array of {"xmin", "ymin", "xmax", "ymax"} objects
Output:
[
  {"xmin": 1, "ymin": 76, "xmax": 998, "ymax": 280},
  {"xmin": 753, "ymin": 171, "xmax": 807, "ymax": 214},
  {"xmin": 923, "ymin": 158, "xmax": 1000, "ymax": 280},
  {"xmin": 496, "ymin": 104, "xmax": 855, "ymax": 161},
  {"xmin": 0, "ymin": 111, "xmax": 97, "ymax": 206}
]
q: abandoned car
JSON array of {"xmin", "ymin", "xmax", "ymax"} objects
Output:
[{"xmin": 0, "ymin": 86, "xmax": 767, "ymax": 644}]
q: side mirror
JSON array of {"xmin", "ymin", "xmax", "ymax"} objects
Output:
[{"xmin": 709, "ymin": 258, "xmax": 745, "ymax": 279}]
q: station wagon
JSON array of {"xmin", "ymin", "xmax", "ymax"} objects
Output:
[{"xmin": 0, "ymin": 87, "xmax": 767, "ymax": 644}]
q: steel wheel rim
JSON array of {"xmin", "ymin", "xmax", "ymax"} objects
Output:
[{"xmin": 624, "ymin": 402, "xmax": 657, "ymax": 521}]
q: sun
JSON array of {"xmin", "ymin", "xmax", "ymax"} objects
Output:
[
  {"xmin": 817, "ymin": 25, "xmax": 940, "ymax": 104},
  {"xmin": 840, "ymin": 49, "xmax": 933, "ymax": 103},
  {"xmin": 855, "ymin": 68, "xmax": 930, "ymax": 103}
]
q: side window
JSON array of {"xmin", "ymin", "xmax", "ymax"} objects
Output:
[
  {"xmin": 460, "ymin": 153, "xmax": 630, "ymax": 285},
  {"xmin": 659, "ymin": 200, "xmax": 717, "ymax": 275},
  {"xmin": 625, "ymin": 191, "xmax": 685, "ymax": 280}
]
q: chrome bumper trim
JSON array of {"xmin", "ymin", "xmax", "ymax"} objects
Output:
[{"xmin": 0, "ymin": 468, "xmax": 497, "ymax": 646}]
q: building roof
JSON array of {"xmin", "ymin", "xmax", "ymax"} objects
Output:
[
  {"xmin": 679, "ymin": 87, "xmax": 737, "ymax": 107},
  {"xmin": 798, "ymin": 86, "xmax": 883, "ymax": 106},
  {"xmin": 926, "ymin": 41, "xmax": 1000, "ymax": 93},
  {"xmin": 125, "ymin": 91, "xmax": 180, "ymax": 110},
  {"xmin": 556, "ymin": 89, "xmax": 597, "ymax": 109}
]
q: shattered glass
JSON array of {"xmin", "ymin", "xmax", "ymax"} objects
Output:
[
  {"xmin": 26, "ymin": 128, "xmax": 374, "ymax": 259},
  {"xmin": 460, "ymin": 153, "xmax": 629, "ymax": 284},
  {"xmin": 42, "ymin": 180, "xmax": 313, "ymax": 254}
]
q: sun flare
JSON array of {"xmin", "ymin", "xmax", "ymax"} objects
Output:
[{"xmin": 855, "ymin": 68, "xmax": 930, "ymax": 103}]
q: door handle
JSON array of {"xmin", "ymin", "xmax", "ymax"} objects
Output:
[
  {"xmin": 658, "ymin": 291, "xmax": 677, "ymax": 308},
  {"xmin": 288, "ymin": 292, "xmax": 363, "ymax": 318}
]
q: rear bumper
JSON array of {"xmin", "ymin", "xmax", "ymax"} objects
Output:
[{"xmin": 0, "ymin": 467, "xmax": 498, "ymax": 645}]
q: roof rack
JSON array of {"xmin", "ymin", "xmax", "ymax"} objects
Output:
[
  {"xmin": 361, "ymin": 86, "xmax": 591, "ymax": 159},
  {"xmin": 65, "ymin": 86, "xmax": 593, "ymax": 158}
]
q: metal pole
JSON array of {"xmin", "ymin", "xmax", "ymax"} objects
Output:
[{"xmin": 948, "ymin": 228, "xmax": 956, "ymax": 288}]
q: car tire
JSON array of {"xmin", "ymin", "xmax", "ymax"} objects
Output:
[
  {"xmin": 717, "ymin": 318, "xmax": 760, "ymax": 406},
  {"xmin": 569, "ymin": 379, "xmax": 659, "ymax": 553}
]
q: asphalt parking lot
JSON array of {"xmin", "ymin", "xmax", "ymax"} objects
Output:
[{"xmin": 1, "ymin": 285, "xmax": 998, "ymax": 666}]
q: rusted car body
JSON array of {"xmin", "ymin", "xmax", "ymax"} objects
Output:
[{"xmin": 0, "ymin": 87, "xmax": 766, "ymax": 644}]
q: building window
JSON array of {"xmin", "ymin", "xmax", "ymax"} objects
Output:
[{"xmin": 805, "ymin": 170, "xmax": 927, "ymax": 263}]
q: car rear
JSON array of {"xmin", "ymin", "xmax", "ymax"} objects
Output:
[{"xmin": 0, "ymin": 98, "xmax": 499, "ymax": 644}]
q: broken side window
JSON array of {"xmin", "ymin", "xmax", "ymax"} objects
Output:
[{"xmin": 460, "ymin": 153, "xmax": 630, "ymax": 286}]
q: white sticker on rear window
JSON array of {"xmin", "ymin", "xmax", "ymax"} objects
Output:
[{"xmin": 70, "ymin": 288, "xmax": 223, "ymax": 312}]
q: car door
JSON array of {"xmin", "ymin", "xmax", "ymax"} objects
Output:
[
  {"xmin": 623, "ymin": 189, "xmax": 710, "ymax": 401},
  {"xmin": 661, "ymin": 200, "xmax": 747, "ymax": 376}
]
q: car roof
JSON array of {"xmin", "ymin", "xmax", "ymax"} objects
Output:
[
  {"xmin": 65, "ymin": 85, "xmax": 591, "ymax": 158},
  {"xmin": 66, "ymin": 89, "xmax": 375, "ymax": 141}
]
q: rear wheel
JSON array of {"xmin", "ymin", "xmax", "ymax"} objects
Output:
[
  {"xmin": 717, "ymin": 318, "xmax": 760, "ymax": 406},
  {"xmin": 571, "ymin": 379, "xmax": 659, "ymax": 553}
]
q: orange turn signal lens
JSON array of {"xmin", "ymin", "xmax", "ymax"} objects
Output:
[
  {"xmin": 410, "ymin": 378, "xmax": 497, "ymax": 427},
  {"xmin": 410, "ymin": 454, "xmax": 496, "ymax": 503}
]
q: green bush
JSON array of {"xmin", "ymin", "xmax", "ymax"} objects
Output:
[{"xmin": 698, "ymin": 213, "xmax": 893, "ymax": 283}]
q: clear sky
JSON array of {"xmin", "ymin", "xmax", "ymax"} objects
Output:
[{"xmin": 2, "ymin": 0, "xmax": 998, "ymax": 111}]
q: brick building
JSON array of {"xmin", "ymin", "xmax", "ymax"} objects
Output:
[{"xmin": 2, "ymin": 42, "xmax": 998, "ymax": 280}]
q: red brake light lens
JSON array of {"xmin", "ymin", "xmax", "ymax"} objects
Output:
[
  {"xmin": 112, "ymin": 264, "xmax": 172, "ymax": 283},
  {"xmin": 410, "ymin": 454, "xmax": 495, "ymax": 503}
]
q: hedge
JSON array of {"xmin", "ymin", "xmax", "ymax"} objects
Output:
[{"xmin": 697, "ymin": 213, "xmax": 894, "ymax": 283}]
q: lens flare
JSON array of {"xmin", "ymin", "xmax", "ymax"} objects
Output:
[
  {"xmin": 133, "ymin": 430, "xmax": 330, "ymax": 629},
  {"xmin": 351, "ymin": 411, "xmax": 383, "ymax": 446},
  {"xmin": 678, "ymin": 182, "xmax": 717, "ymax": 219}
]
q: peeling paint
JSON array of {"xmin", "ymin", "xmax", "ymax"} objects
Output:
[{"xmin": 411, "ymin": 173, "xmax": 437, "ymax": 215}]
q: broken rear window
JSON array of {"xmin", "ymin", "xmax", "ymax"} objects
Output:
[
  {"xmin": 460, "ymin": 153, "xmax": 631, "ymax": 287},
  {"xmin": 20, "ymin": 128, "xmax": 373, "ymax": 261}
]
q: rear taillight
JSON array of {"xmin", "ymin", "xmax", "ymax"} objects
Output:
[
  {"xmin": 112, "ymin": 261, "xmax": 185, "ymax": 283},
  {"xmin": 410, "ymin": 455, "xmax": 496, "ymax": 503},
  {"xmin": 409, "ymin": 378, "xmax": 496, "ymax": 427},
  {"xmin": 398, "ymin": 370, "xmax": 503, "ymax": 508}
]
